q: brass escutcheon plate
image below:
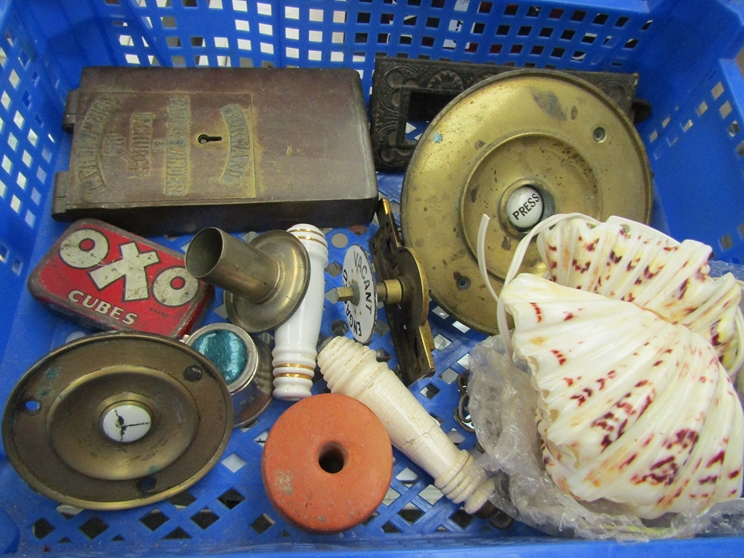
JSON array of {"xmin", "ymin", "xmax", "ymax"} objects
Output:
[
  {"xmin": 2, "ymin": 332, "xmax": 233, "ymax": 510},
  {"xmin": 370, "ymin": 198, "xmax": 435, "ymax": 385},
  {"xmin": 401, "ymin": 70, "xmax": 652, "ymax": 334},
  {"xmin": 224, "ymin": 230, "xmax": 310, "ymax": 333}
]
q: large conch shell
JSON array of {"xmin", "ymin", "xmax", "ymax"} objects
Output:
[
  {"xmin": 476, "ymin": 213, "xmax": 744, "ymax": 520},
  {"xmin": 538, "ymin": 217, "xmax": 743, "ymax": 376},
  {"xmin": 502, "ymin": 273, "xmax": 743, "ymax": 519}
]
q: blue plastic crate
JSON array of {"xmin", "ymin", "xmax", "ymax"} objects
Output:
[{"xmin": 1, "ymin": 0, "xmax": 744, "ymax": 555}]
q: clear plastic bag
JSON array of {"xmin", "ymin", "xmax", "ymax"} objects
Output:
[
  {"xmin": 709, "ymin": 260, "xmax": 744, "ymax": 283},
  {"xmin": 469, "ymin": 335, "xmax": 744, "ymax": 541}
]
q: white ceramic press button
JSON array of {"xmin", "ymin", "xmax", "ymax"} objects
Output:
[
  {"xmin": 506, "ymin": 185, "xmax": 544, "ymax": 230},
  {"xmin": 102, "ymin": 404, "xmax": 152, "ymax": 443}
]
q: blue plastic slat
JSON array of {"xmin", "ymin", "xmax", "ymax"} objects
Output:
[
  {"xmin": 1, "ymin": 0, "xmax": 744, "ymax": 555},
  {"xmin": 0, "ymin": 5, "xmax": 65, "ymax": 361},
  {"xmin": 639, "ymin": 59, "xmax": 744, "ymax": 262},
  {"xmin": 20, "ymin": 1, "xmax": 119, "ymax": 92},
  {"xmin": 112, "ymin": 0, "xmax": 283, "ymax": 69}
]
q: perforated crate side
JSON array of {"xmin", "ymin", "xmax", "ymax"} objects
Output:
[
  {"xmin": 634, "ymin": 0, "xmax": 744, "ymax": 263},
  {"xmin": 0, "ymin": 5, "xmax": 67, "ymax": 362},
  {"xmin": 2, "ymin": 0, "xmax": 744, "ymax": 556},
  {"xmin": 19, "ymin": 0, "xmax": 661, "ymax": 102}
]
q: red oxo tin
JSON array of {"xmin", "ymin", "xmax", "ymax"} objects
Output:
[{"xmin": 28, "ymin": 219, "xmax": 214, "ymax": 337}]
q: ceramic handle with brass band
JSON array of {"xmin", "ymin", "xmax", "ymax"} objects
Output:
[{"xmin": 272, "ymin": 224, "xmax": 329, "ymax": 401}]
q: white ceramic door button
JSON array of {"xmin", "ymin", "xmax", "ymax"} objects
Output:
[{"xmin": 102, "ymin": 404, "xmax": 152, "ymax": 443}]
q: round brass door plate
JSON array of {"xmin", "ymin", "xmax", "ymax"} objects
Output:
[
  {"xmin": 401, "ymin": 70, "xmax": 652, "ymax": 333},
  {"xmin": 2, "ymin": 332, "xmax": 233, "ymax": 510}
]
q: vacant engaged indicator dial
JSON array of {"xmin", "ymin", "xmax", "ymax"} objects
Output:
[
  {"xmin": 326, "ymin": 199, "xmax": 436, "ymax": 386},
  {"xmin": 339, "ymin": 245, "xmax": 378, "ymax": 344}
]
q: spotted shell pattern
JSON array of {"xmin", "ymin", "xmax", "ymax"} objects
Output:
[
  {"xmin": 501, "ymin": 274, "xmax": 744, "ymax": 519},
  {"xmin": 537, "ymin": 217, "xmax": 741, "ymax": 374}
]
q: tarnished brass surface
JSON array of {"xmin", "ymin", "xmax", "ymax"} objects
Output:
[
  {"xmin": 370, "ymin": 199, "xmax": 435, "ymax": 385},
  {"xmin": 2, "ymin": 332, "xmax": 232, "ymax": 510},
  {"xmin": 401, "ymin": 70, "xmax": 652, "ymax": 334},
  {"xmin": 53, "ymin": 67, "xmax": 378, "ymax": 235},
  {"xmin": 329, "ymin": 285, "xmax": 357, "ymax": 305},
  {"xmin": 376, "ymin": 279, "xmax": 403, "ymax": 305},
  {"xmin": 186, "ymin": 229, "xmax": 310, "ymax": 333},
  {"xmin": 370, "ymin": 57, "xmax": 645, "ymax": 171},
  {"xmin": 223, "ymin": 232, "xmax": 310, "ymax": 333}
]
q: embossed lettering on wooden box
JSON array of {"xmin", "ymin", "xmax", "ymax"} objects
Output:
[{"xmin": 54, "ymin": 67, "xmax": 378, "ymax": 235}]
